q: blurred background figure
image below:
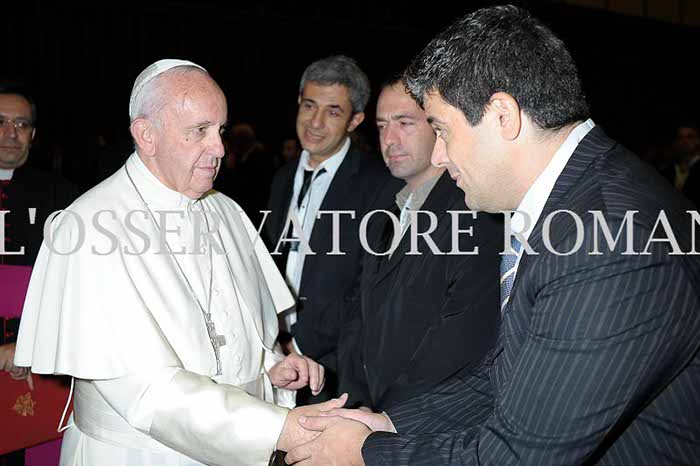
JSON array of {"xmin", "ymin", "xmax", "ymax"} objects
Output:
[
  {"xmin": 0, "ymin": 81, "xmax": 79, "ymax": 267},
  {"xmin": 94, "ymin": 126, "xmax": 133, "ymax": 183},
  {"xmin": 280, "ymin": 137, "xmax": 301, "ymax": 164},
  {"xmin": 665, "ymin": 122, "xmax": 700, "ymax": 206},
  {"xmin": 1, "ymin": 81, "xmax": 78, "ymax": 466},
  {"xmin": 215, "ymin": 122, "xmax": 275, "ymax": 225}
]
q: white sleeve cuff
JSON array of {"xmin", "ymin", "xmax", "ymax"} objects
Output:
[{"xmin": 291, "ymin": 337, "xmax": 303, "ymax": 355}]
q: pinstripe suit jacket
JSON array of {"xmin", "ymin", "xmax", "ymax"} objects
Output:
[{"xmin": 362, "ymin": 126, "xmax": 700, "ymax": 465}]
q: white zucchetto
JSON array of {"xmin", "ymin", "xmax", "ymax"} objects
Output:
[{"xmin": 129, "ymin": 59, "xmax": 206, "ymax": 119}]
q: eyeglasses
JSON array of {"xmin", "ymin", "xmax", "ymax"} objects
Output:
[{"xmin": 0, "ymin": 117, "xmax": 34, "ymax": 134}]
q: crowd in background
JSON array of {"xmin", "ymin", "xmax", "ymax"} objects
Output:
[{"xmin": 15, "ymin": 113, "xmax": 700, "ymax": 218}]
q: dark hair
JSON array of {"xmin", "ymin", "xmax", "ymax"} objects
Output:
[
  {"xmin": 674, "ymin": 120, "xmax": 698, "ymax": 133},
  {"xmin": 300, "ymin": 55, "xmax": 371, "ymax": 113},
  {"xmin": 0, "ymin": 81, "xmax": 37, "ymax": 124},
  {"xmin": 378, "ymin": 74, "xmax": 415, "ymax": 104},
  {"xmin": 404, "ymin": 5, "xmax": 589, "ymax": 132},
  {"xmin": 380, "ymin": 73, "xmax": 405, "ymax": 91}
]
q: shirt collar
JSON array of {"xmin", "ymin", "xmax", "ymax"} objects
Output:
[
  {"xmin": 127, "ymin": 152, "xmax": 199, "ymax": 210},
  {"xmin": 0, "ymin": 168, "xmax": 14, "ymax": 181},
  {"xmin": 298, "ymin": 137, "xmax": 351, "ymax": 177},
  {"xmin": 510, "ymin": 119, "xmax": 595, "ymax": 240},
  {"xmin": 395, "ymin": 172, "xmax": 442, "ymax": 211}
]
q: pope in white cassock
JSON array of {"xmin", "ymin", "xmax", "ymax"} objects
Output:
[{"xmin": 13, "ymin": 59, "xmax": 346, "ymax": 466}]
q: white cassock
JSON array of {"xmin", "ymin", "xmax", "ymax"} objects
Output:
[{"xmin": 14, "ymin": 153, "xmax": 296, "ymax": 466}]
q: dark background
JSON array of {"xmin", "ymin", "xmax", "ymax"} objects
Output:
[{"xmin": 3, "ymin": 0, "xmax": 699, "ymax": 189}]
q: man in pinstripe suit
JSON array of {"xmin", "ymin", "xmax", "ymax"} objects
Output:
[{"xmin": 284, "ymin": 5, "xmax": 700, "ymax": 465}]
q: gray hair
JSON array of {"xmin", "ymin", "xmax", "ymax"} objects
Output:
[
  {"xmin": 299, "ymin": 55, "xmax": 370, "ymax": 113},
  {"xmin": 129, "ymin": 66, "xmax": 209, "ymax": 126}
]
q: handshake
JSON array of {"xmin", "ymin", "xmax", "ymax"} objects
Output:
[
  {"xmin": 267, "ymin": 352, "xmax": 395, "ymax": 465},
  {"xmin": 274, "ymin": 394, "xmax": 396, "ymax": 466}
]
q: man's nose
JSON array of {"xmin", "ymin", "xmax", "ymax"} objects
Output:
[
  {"xmin": 431, "ymin": 137, "xmax": 447, "ymax": 167},
  {"xmin": 382, "ymin": 123, "xmax": 400, "ymax": 147},
  {"xmin": 1, "ymin": 123, "xmax": 19, "ymax": 139},
  {"xmin": 309, "ymin": 109, "xmax": 324, "ymax": 129},
  {"xmin": 211, "ymin": 133, "xmax": 225, "ymax": 159}
]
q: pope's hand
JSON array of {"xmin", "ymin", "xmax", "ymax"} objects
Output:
[
  {"xmin": 276, "ymin": 393, "xmax": 348, "ymax": 452},
  {"xmin": 269, "ymin": 353, "xmax": 325, "ymax": 395},
  {"xmin": 284, "ymin": 415, "xmax": 370, "ymax": 465},
  {"xmin": 0, "ymin": 343, "xmax": 34, "ymax": 390},
  {"xmin": 320, "ymin": 407, "xmax": 396, "ymax": 433}
]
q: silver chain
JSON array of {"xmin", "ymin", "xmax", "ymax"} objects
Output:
[{"xmin": 125, "ymin": 164, "xmax": 225, "ymax": 375}]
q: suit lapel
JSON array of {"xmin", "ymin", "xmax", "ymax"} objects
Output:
[
  {"xmin": 315, "ymin": 143, "xmax": 362, "ymax": 214},
  {"xmin": 369, "ymin": 203, "xmax": 400, "ymax": 272},
  {"xmin": 371, "ymin": 172, "xmax": 454, "ymax": 288},
  {"xmin": 370, "ymin": 174, "xmax": 461, "ymax": 404},
  {"xmin": 503, "ymin": 125, "xmax": 616, "ymax": 318},
  {"xmin": 272, "ymin": 159, "xmax": 300, "ymax": 241},
  {"xmin": 298, "ymin": 144, "xmax": 361, "ymax": 294}
]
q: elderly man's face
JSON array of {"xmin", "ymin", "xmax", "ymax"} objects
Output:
[
  {"xmin": 377, "ymin": 84, "xmax": 437, "ymax": 185},
  {"xmin": 296, "ymin": 82, "xmax": 363, "ymax": 160},
  {"xmin": 150, "ymin": 73, "xmax": 227, "ymax": 199},
  {"xmin": 0, "ymin": 94, "xmax": 35, "ymax": 170}
]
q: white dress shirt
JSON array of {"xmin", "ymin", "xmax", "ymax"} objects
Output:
[
  {"xmin": 391, "ymin": 173, "xmax": 442, "ymax": 258},
  {"xmin": 0, "ymin": 168, "xmax": 14, "ymax": 180},
  {"xmin": 282, "ymin": 137, "xmax": 350, "ymax": 330},
  {"xmin": 508, "ymin": 119, "xmax": 595, "ymax": 277}
]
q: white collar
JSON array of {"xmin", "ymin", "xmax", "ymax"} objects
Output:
[
  {"xmin": 298, "ymin": 137, "xmax": 350, "ymax": 176},
  {"xmin": 510, "ymin": 119, "xmax": 595, "ymax": 240},
  {"xmin": 127, "ymin": 152, "xmax": 199, "ymax": 210},
  {"xmin": 0, "ymin": 168, "xmax": 14, "ymax": 181}
]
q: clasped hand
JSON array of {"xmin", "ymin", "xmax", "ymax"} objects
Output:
[{"xmin": 281, "ymin": 397, "xmax": 397, "ymax": 466}]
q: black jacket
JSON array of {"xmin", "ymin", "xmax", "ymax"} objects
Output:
[
  {"xmin": 266, "ymin": 143, "xmax": 401, "ymax": 368},
  {"xmin": 338, "ymin": 171, "xmax": 502, "ymax": 411}
]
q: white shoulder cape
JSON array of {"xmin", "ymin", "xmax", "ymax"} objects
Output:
[{"xmin": 15, "ymin": 158, "xmax": 294, "ymax": 380}]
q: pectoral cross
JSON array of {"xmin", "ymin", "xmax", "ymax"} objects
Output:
[{"xmin": 205, "ymin": 316, "xmax": 227, "ymax": 375}]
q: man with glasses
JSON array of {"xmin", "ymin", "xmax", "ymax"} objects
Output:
[
  {"xmin": 1, "ymin": 84, "xmax": 78, "ymax": 366},
  {"xmin": 0, "ymin": 82, "xmax": 79, "ymax": 266},
  {"xmin": 1, "ymin": 82, "xmax": 78, "ymax": 464}
]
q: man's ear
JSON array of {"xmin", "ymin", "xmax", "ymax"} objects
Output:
[
  {"xmin": 487, "ymin": 92, "xmax": 521, "ymax": 141},
  {"xmin": 30, "ymin": 127, "xmax": 36, "ymax": 142},
  {"xmin": 130, "ymin": 119, "xmax": 157, "ymax": 157},
  {"xmin": 347, "ymin": 112, "xmax": 365, "ymax": 133}
]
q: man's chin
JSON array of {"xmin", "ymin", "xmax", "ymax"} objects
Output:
[
  {"xmin": 300, "ymin": 139, "xmax": 328, "ymax": 154},
  {"xmin": 188, "ymin": 181, "xmax": 215, "ymax": 198},
  {"xmin": 388, "ymin": 167, "xmax": 410, "ymax": 180},
  {"xmin": 463, "ymin": 192, "xmax": 484, "ymax": 212},
  {"xmin": 0, "ymin": 154, "xmax": 28, "ymax": 170}
]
